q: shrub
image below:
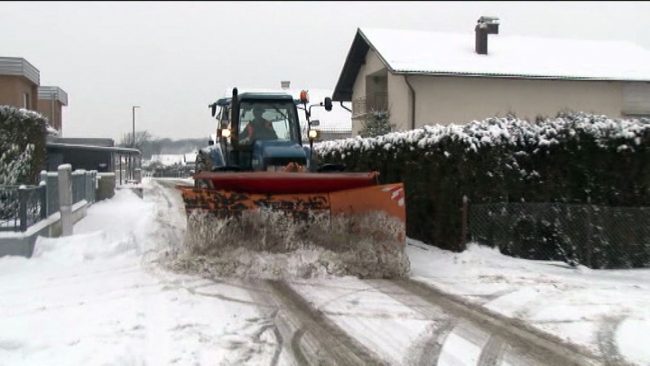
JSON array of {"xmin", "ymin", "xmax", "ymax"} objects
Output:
[
  {"xmin": 315, "ymin": 112, "xmax": 650, "ymax": 258},
  {"xmin": 0, "ymin": 106, "xmax": 47, "ymax": 185}
]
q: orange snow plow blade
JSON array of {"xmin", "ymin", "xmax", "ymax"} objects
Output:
[
  {"xmin": 178, "ymin": 182, "xmax": 405, "ymax": 244},
  {"xmin": 173, "ymin": 172, "xmax": 409, "ymax": 279}
]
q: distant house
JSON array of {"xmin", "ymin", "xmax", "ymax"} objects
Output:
[
  {"xmin": 149, "ymin": 154, "xmax": 195, "ymax": 167},
  {"xmin": 333, "ymin": 18, "xmax": 650, "ymax": 136},
  {"xmin": 37, "ymin": 86, "xmax": 68, "ymax": 132},
  {"xmin": 0, "ymin": 57, "xmax": 68, "ymax": 133},
  {"xmin": 0, "ymin": 57, "xmax": 39, "ymax": 110}
]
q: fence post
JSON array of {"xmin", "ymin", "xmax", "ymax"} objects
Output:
[
  {"xmin": 585, "ymin": 199, "xmax": 593, "ymax": 268},
  {"xmin": 18, "ymin": 187, "xmax": 27, "ymax": 232},
  {"xmin": 39, "ymin": 170, "xmax": 48, "ymax": 219},
  {"xmin": 58, "ymin": 164, "xmax": 73, "ymax": 236},
  {"xmin": 460, "ymin": 195, "xmax": 469, "ymax": 251},
  {"xmin": 39, "ymin": 184, "xmax": 47, "ymax": 219}
]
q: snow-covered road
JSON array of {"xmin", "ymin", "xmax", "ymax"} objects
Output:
[{"xmin": 0, "ymin": 178, "xmax": 646, "ymax": 365}]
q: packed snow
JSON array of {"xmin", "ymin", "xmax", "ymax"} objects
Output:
[
  {"xmin": 1, "ymin": 178, "xmax": 648, "ymax": 365},
  {"xmin": 359, "ymin": 28, "xmax": 650, "ymax": 81},
  {"xmin": 0, "ymin": 187, "xmax": 279, "ymax": 365},
  {"xmin": 407, "ymin": 239, "xmax": 650, "ymax": 365}
]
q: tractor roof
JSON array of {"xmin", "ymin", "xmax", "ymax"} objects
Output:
[{"xmin": 214, "ymin": 92, "xmax": 298, "ymax": 107}]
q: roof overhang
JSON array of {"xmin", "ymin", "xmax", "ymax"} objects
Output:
[
  {"xmin": 46, "ymin": 142, "xmax": 140, "ymax": 155},
  {"xmin": 38, "ymin": 86, "xmax": 68, "ymax": 105},
  {"xmin": 0, "ymin": 57, "xmax": 40, "ymax": 85},
  {"xmin": 332, "ymin": 29, "xmax": 372, "ymax": 102},
  {"xmin": 387, "ymin": 70, "xmax": 650, "ymax": 82}
]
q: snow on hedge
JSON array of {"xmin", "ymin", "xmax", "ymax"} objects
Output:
[
  {"xmin": 315, "ymin": 112, "xmax": 650, "ymax": 158},
  {"xmin": 314, "ymin": 112, "xmax": 650, "ymax": 267},
  {"xmin": 0, "ymin": 105, "xmax": 47, "ymax": 186}
]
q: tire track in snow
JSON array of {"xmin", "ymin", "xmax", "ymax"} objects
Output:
[
  {"xmin": 290, "ymin": 328, "xmax": 309, "ymax": 366},
  {"xmin": 596, "ymin": 316, "xmax": 635, "ymax": 366},
  {"xmin": 365, "ymin": 279, "xmax": 454, "ymax": 366},
  {"xmin": 266, "ymin": 280, "xmax": 388, "ymax": 366},
  {"xmin": 476, "ymin": 334, "xmax": 506, "ymax": 366},
  {"xmin": 376, "ymin": 279, "xmax": 604, "ymax": 366},
  {"xmin": 413, "ymin": 319, "xmax": 458, "ymax": 366}
]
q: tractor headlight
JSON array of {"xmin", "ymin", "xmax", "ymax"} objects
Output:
[{"xmin": 221, "ymin": 128, "xmax": 231, "ymax": 138}]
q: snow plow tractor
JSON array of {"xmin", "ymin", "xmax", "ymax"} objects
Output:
[{"xmin": 175, "ymin": 88, "xmax": 409, "ymax": 279}]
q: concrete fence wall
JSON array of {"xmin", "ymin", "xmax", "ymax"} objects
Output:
[{"xmin": 0, "ymin": 166, "xmax": 112, "ymax": 258}]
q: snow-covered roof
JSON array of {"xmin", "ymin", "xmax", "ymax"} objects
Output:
[
  {"xmin": 361, "ymin": 28, "xmax": 650, "ymax": 80},
  {"xmin": 333, "ymin": 27, "xmax": 650, "ymax": 100},
  {"xmin": 149, "ymin": 153, "xmax": 196, "ymax": 167}
]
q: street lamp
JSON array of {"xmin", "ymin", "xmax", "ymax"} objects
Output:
[{"xmin": 132, "ymin": 105, "xmax": 140, "ymax": 148}]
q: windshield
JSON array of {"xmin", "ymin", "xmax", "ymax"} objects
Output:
[{"xmin": 238, "ymin": 101, "xmax": 299, "ymax": 144}]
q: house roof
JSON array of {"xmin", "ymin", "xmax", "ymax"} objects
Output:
[
  {"xmin": 332, "ymin": 27, "xmax": 650, "ymax": 101},
  {"xmin": 0, "ymin": 57, "xmax": 40, "ymax": 85},
  {"xmin": 38, "ymin": 86, "xmax": 68, "ymax": 106}
]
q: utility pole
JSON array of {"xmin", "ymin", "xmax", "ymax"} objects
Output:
[{"xmin": 132, "ymin": 105, "xmax": 140, "ymax": 148}]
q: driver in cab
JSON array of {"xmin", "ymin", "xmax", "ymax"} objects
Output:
[{"xmin": 239, "ymin": 106, "xmax": 278, "ymax": 143}]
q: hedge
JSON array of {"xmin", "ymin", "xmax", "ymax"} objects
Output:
[
  {"xmin": 0, "ymin": 105, "xmax": 47, "ymax": 185},
  {"xmin": 315, "ymin": 112, "xmax": 650, "ymax": 258}
]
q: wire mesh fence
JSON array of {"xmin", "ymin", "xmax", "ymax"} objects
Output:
[
  {"xmin": 0, "ymin": 185, "xmax": 46, "ymax": 232},
  {"xmin": 469, "ymin": 202, "xmax": 650, "ymax": 269},
  {"xmin": 0, "ymin": 170, "xmax": 99, "ymax": 232}
]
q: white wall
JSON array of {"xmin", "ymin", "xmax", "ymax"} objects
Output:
[{"xmin": 408, "ymin": 76, "xmax": 625, "ymax": 127}]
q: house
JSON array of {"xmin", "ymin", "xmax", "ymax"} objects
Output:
[
  {"xmin": 37, "ymin": 86, "xmax": 68, "ymax": 132},
  {"xmin": 333, "ymin": 17, "xmax": 650, "ymax": 136},
  {"xmin": 0, "ymin": 57, "xmax": 39, "ymax": 110},
  {"xmin": 0, "ymin": 57, "xmax": 69, "ymax": 133}
]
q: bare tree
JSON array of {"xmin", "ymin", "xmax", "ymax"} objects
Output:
[{"xmin": 119, "ymin": 130, "xmax": 153, "ymax": 151}]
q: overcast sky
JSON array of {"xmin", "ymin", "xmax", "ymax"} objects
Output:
[{"xmin": 1, "ymin": 1, "xmax": 649, "ymax": 141}]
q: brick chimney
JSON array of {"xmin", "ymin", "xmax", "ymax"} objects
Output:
[{"xmin": 475, "ymin": 16, "xmax": 500, "ymax": 55}]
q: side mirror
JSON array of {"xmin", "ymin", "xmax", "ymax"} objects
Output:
[
  {"xmin": 210, "ymin": 103, "xmax": 217, "ymax": 117},
  {"xmin": 208, "ymin": 139, "xmax": 214, "ymax": 146},
  {"xmin": 310, "ymin": 120, "xmax": 320, "ymax": 127},
  {"xmin": 324, "ymin": 97, "xmax": 332, "ymax": 111}
]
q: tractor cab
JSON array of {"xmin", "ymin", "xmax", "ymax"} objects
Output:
[{"xmin": 205, "ymin": 88, "xmax": 331, "ymax": 172}]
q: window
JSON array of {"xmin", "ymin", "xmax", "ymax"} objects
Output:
[
  {"xmin": 237, "ymin": 101, "xmax": 298, "ymax": 144},
  {"xmin": 23, "ymin": 93, "xmax": 29, "ymax": 109}
]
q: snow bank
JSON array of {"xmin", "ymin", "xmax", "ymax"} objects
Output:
[
  {"xmin": 617, "ymin": 319, "xmax": 650, "ymax": 365},
  {"xmin": 0, "ymin": 183, "xmax": 279, "ymax": 365}
]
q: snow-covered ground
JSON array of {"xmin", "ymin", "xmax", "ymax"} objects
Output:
[
  {"xmin": 0, "ymin": 178, "xmax": 647, "ymax": 365},
  {"xmin": 0, "ymin": 187, "xmax": 278, "ymax": 365},
  {"xmin": 407, "ymin": 239, "xmax": 650, "ymax": 366}
]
